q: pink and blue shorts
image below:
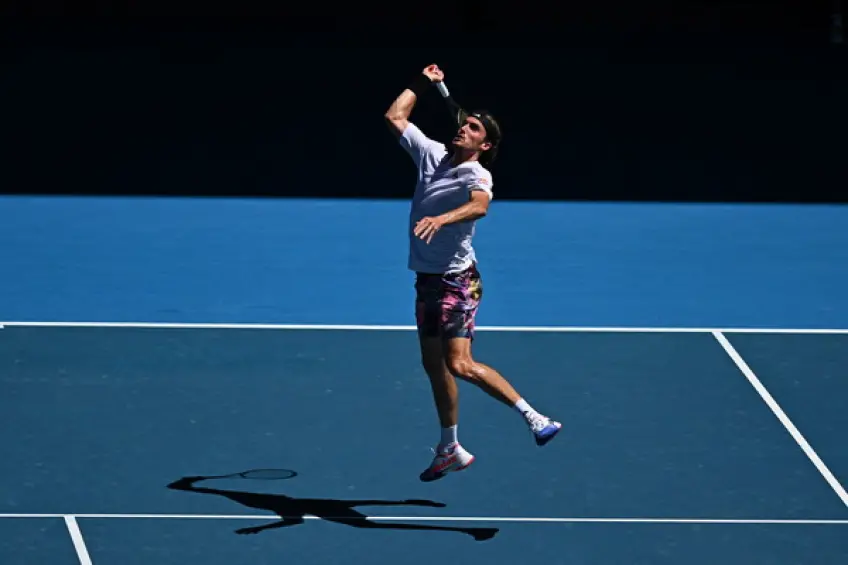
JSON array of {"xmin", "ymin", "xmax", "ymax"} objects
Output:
[{"xmin": 414, "ymin": 263, "xmax": 483, "ymax": 340}]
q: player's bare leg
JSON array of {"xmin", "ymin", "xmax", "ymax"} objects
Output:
[
  {"xmin": 444, "ymin": 337, "xmax": 562, "ymax": 446},
  {"xmin": 419, "ymin": 335, "xmax": 458, "ymax": 428},
  {"xmin": 442, "ymin": 337, "xmax": 520, "ymax": 407},
  {"xmin": 417, "ymin": 334, "xmax": 475, "ymax": 482}
]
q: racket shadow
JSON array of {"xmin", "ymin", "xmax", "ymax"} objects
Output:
[{"xmin": 166, "ymin": 475, "xmax": 498, "ymax": 542}]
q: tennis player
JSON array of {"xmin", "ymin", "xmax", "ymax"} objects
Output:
[{"xmin": 384, "ymin": 64, "xmax": 562, "ymax": 482}]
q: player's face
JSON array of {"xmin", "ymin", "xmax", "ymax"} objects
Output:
[{"xmin": 452, "ymin": 117, "xmax": 492, "ymax": 154}]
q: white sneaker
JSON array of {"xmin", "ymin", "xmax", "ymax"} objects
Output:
[
  {"xmin": 525, "ymin": 412, "xmax": 562, "ymax": 446},
  {"xmin": 419, "ymin": 442, "xmax": 475, "ymax": 482}
]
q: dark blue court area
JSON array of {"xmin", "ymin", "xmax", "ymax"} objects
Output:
[{"xmin": 2, "ymin": 324, "xmax": 846, "ymax": 564}]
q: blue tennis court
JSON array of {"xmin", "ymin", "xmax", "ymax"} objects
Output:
[{"xmin": 2, "ymin": 197, "xmax": 847, "ymax": 564}]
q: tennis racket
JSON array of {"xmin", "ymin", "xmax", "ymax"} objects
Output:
[{"xmin": 436, "ymin": 81, "xmax": 468, "ymax": 127}]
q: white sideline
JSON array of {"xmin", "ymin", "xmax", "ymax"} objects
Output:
[
  {"xmin": 0, "ymin": 513, "xmax": 844, "ymax": 525},
  {"xmin": 713, "ymin": 331, "xmax": 848, "ymax": 508},
  {"xmin": 2, "ymin": 321, "xmax": 848, "ymax": 334}
]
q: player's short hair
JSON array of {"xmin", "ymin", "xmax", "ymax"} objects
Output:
[{"xmin": 469, "ymin": 110, "xmax": 501, "ymax": 167}]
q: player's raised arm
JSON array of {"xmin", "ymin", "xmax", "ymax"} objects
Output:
[{"xmin": 384, "ymin": 64, "xmax": 444, "ymax": 139}]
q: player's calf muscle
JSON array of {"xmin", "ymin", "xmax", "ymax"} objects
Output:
[{"xmin": 445, "ymin": 347, "xmax": 520, "ymax": 406}]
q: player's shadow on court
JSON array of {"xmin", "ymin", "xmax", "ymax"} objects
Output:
[{"xmin": 166, "ymin": 475, "xmax": 498, "ymax": 542}]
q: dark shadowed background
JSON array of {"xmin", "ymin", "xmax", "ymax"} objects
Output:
[{"xmin": 2, "ymin": 1, "xmax": 845, "ymax": 202}]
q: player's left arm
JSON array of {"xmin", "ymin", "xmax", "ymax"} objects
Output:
[
  {"xmin": 413, "ymin": 188, "xmax": 492, "ymax": 244},
  {"xmin": 441, "ymin": 170, "xmax": 494, "ymax": 225},
  {"xmin": 438, "ymin": 189, "xmax": 491, "ymax": 225}
]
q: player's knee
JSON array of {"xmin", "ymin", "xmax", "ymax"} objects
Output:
[{"xmin": 446, "ymin": 357, "xmax": 477, "ymax": 382}]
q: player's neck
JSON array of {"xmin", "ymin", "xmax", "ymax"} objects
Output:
[{"xmin": 450, "ymin": 149, "xmax": 479, "ymax": 166}]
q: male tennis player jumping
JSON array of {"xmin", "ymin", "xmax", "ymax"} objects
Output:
[{"xmin": 384, "ymin": 64, "xmax": 562, "ymax": 482}]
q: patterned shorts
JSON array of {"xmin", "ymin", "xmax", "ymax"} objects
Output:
[{"xmin": 414, "ymin": 263, "xmax": 483, "ymax": 340}]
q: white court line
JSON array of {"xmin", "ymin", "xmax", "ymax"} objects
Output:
[
  {"xmin": 64, "ymin": 515, "xmax": 93, "ymax": 565},
  {"xmin": 2, "ymin": 321, "xmax": 848, "ymax": 334},
  {"xmin": 0, "ymin": 513, "xmax": 845, "ymax": 524},
  {"xmin": 713, "ymin": 331, "xmax": 848, "ymax": 508}
]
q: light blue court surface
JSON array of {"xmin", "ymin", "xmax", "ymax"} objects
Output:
[
  {"xmin": 1, "ymin": 196, "xmax": 847, "ymax": 564},
  {"xmin": 1, "ymin": 196, "xmax": 847, "ymax": 328}
]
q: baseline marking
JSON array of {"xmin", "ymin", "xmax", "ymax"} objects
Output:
[
  {"xmin": 713, "ymin": 331, "xmax": 848, "ymax": 508},
  {"xmin": 2, "ymin": 321, "xmax": 848, "ymax": 334},
  {"xmin": 1, "ymin": 513, "xmax": 846, "ymax": 524},
  {"xmin": 64, "ymin": 515, "xmax": 93, "ymax": 565}
]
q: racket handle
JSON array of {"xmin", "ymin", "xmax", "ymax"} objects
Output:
[{"xmin": 435, "ymin": 81, "xmax": 450, "ymax": 98}]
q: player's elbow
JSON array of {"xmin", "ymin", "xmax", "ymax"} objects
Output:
[
  {"xmin": 472, "ymin": 203, "xmax": 488, "ymax": 218},
  {"xmin": 469, "ymin": 192, "xmax": 490, "ymax": 218},
  {"xmin": 384, "ymin": 114, "xmax": 408, "ymax": 138},
  {"xmin": 384, "ymin": 104, "xmax": 405, "ymax": 122},
  {"xmin": 384, "ymin": 111, "xmax": 404, "ymax": 125}
]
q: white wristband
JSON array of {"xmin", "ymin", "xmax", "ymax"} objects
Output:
[{"xmin": 435, "ymin": 81, "xmax": 450, "ymax": 98}]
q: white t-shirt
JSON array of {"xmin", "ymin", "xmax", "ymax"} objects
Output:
[{"xmin": 399, "ymin": 122, "xmax": 494, "ymax": 275}]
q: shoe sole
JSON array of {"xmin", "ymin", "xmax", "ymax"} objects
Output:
[
  {"xmin": 535, "ymin": 424, "xmax": 562, "ymax": 446},
  {"xmin": 420, "ymin": 455, "xmax": 475, "ymax": 482}
]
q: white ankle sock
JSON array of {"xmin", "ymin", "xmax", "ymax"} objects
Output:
[
  {"xmin": 440, "ymin": 425, "xmax": 458, "ymax": 448},
  {"xmin": 514, "ymin": 398, "xmax": 539, "ymax": 420}
]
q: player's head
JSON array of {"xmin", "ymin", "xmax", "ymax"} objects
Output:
[{"xmin": 451, "ymin": 110, "xmax": 501, "ymax": 167}]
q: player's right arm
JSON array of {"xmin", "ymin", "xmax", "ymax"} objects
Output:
[
  {"xmin": 384, "ymin": 88, "xmax": 417, "ymax": 140},
  {"xmin": 384, "ymin": 64, "xmax": 444, "ymax": 139}
]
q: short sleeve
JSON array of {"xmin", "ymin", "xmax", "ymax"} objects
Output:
[
  {"xmin": 468, "ymin": 168, "xmax": 494, "ymax": 200},
  {"xmin": 399, "ymin": 122, "xmax": 444, "ymax": 168}
]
